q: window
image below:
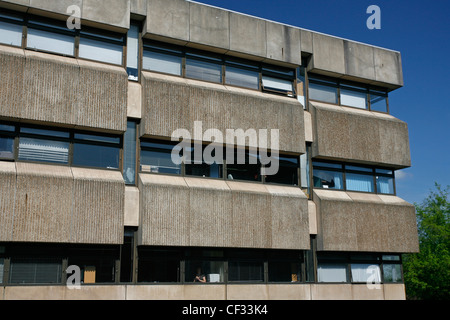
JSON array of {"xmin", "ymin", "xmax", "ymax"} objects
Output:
[
  {"xmin": 123, "ymin": 121, "xmax": 137, "ymax": 184},
  {"xmin": 268, "ymin": 251, "xmax": 302, "ymax": 282},
  {"xmin": 0, "ymin": 12, "xmax": 23, "ymax": 47},
  {"xmin": 313, "ymin": 160, "xmax": 395, "ymax": 194},
  {"xmin": 308, "ymin": 74, "xmax": 389, "ymax": 113},
  {"xmin": 142, "ymin": 44, "xmax": 183, "ymax": 76},
  {"xmin": 0, "ymin": 257, "xmax": 4, "ymax": 284},
  {"xmin": 9, "ymin": 257, "xmax": 62, "ymax": 284},
  {"xmin": 185, "ymin": 249, "xmax": 225, "ymax": 283},
  {"xmin": 185, "ymin": 143, "xmax": 223, "ymax": 178},
  {"xmin": 72, "ymin": 133, "xmax": 121, "ymax": 170},
  {"xmin": 79, "ymin": 28, "xmax": 124, "ymax": 65},
  {"xmin": 26, "ymin": 18, "xmax": 75, "ymax": 56},
  {"xmin": 137, "ymin": 247, "xmax": 181, "ymax": 283},
  {"xmin": 142, "ymin": 41, "xmax": 296, "ymax": 97},
  {"xmin": 67, "ymin": 246, "xmax": 119, "ymax": 283},
  {"xmin": 126, "ymin": 23, "xmax": 140, "ymax": 81},
  {"xmin": 0, "ymin": 124, "xmax": 15, "ymax": 160},
  {"xmin": 308, "ymin": 77, "xmax": 338, "ymax": 104},
  {"xmin": 140, "ymin": 140, "xmax": 182, "ymax": 175},
  {"xmin": 226, "ymin": 148, "xmax": 261, "ymax": 182},
  {"xmin": 18, "ymin": 127, "xmax": 70, "ymax": 164},
  {"xmin": 264, "ymin": 155, "xmax": 299, "ymax": 185},
  {"xmin": 3, "ymin": 122, "xmax": 122, "ymax": 170},
  {"xmin": 225, "ymin": 62, "xmax": 259, "ymax": 90}
]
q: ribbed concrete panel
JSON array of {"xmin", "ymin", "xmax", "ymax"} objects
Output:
[
  {"xmin": 0, "ymin": 45, "xmax": 25, "ymax": 119},
  {"xmin": 13, "ymin": 163, "xmax": 73, "ymax": 243},
  {"xmin": 141, "ymin": 72, "xmax": 304, "ymax": 154},
  {"xmin": 185, "ymin": 178, "xmax": 232, "ymax": 247},
  {"xmin": 139, "ymin": 174, "xmax": 190, "ymax": 246},
  {"xmin": 76, "ymin": 60, "xmax": 128, "ymax": 132},
  {"xmin": 0, "ymin": 162, "xmax": 17, "ymax": 241},
  {"xmin": 313, "ymin": 189, "xmax": 419, "ymax": 253},
  {"xmin": 71, "ymin": 168, "xmax": 125, "ymax": 244},
  {"xmin": 138, "ymin": 174, "xmax": 309, "ymax": 250},
  {"xmin": 0, "ymin": 47, "xmax": 127, "ymax": 132},
  {"xmin": 22, "ymin": 51, "xmax": 79, "ymax": 125},
  {"xmin": 310, "ymin": 101, "xmax": 411, "ymax": 168}
]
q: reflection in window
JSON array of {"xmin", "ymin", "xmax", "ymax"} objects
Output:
[
  {"xmin": 0, "ymin": 135, "xmax": 14, "ymax": 159},
  {"xmin": 0, "ymin": 19, "xmax": 23, "ymax": 47},
  {"xmin": 123, "ymin": 121, "xmax": 137, "ymax": 184},
  {"xmin": 27, "ymin": 26, "xmax": 75, "ymax": 56},
  {"xmin": 79, "ymin": 29, "xmax": 124, "ymax": 65},
  {"xmin": 72, "ymin": 133, "xmax": 120, "ymax": 170},
  {"xmin": 140, "ymin": 140, "xmax": 181, "ymax": 175},
  {"xmin": 376, "ymin": 175, "xmax": 394, "ymax": 194},
  {"xmin": 225, "ymin": 65, "xmax": 259, "ymax": 90},
  {"xmin": 142, "ymin": 49, "xmax": 182, "ymax": 76},
  {"xmin": 313, "ymin": 168, "xmax": 343, "ymax": 189},
  {"xmin": 186, "ymin": 56, "xmax": 222, "ymax": 83},
  {"xmin": 370, "ymin": 90, "xmax": 388, "ymax": 112},
  {"xmin": 340, "ymin": 87, "xmax": 367, "ymax": 109},
  {"xmin": 308, "ymin": 80, "xmax": 338, "ymax": 104}
]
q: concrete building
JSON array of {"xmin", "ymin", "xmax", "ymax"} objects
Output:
[{"xmin": 0, "ymin": 0, "xmax": 418, "ymax": 300}]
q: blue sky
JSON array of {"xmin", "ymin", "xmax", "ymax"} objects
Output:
[{"xmin": 193, "ymin": 0, "xmax": 450, "ymax": 204}]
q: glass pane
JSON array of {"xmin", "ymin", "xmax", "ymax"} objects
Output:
[
  {"xmin": 382, "ymin": 255, "xmax": 400, "ymax": 261},
  {"xmin": 346, "ymin": 172, "xmax": 374, "ymax": 192},
  {"xmin": 9, "ymin": 258, "xmax": 62, "ymax": 284},
  {"xmin": 0, "ymin": 20, "xmax": 22, "ymax": 46},
  {"xmin": 137, "ymin": 248, "xmax": 181, "ymax": 283},
  {"xmin": 68, "ymin": 247, "xmax": 118, "ymax": 283},
  {"xmin": 123, "ymin": 121, "xmax": 137, "ymax": 184},
  {"xmin": 376, "ymin": 175, "xmax": 394, "ymax": 194},
  {"xmin": 142, "ymin": 50, "xmax": 182, "ymax": 75},
  {"xmin": 0, "ymin": 135, "xmax": 14, "ymax": 159},
  {"xmin": 185, "ymin": 144, "xmax": 223, "ymax": 178},
  {"xmin": 264, "ymin": 155, "xmax": 299, "ymax": 185},
  {"xmin": 18, "ymin": 137, "xmax": 69, "ymax": 164},
  {"xmin": 313, "ymin": 168, "xmax": 343, "ymax": 189},
  {"xmin": 268, "ymin": 261, "xmax": 301, "ymax": 282},
  {"xmin": 340, "ymin": 88, "xmax": 367, "ymax": 109},
  {"xmin": 27, "ymin": 28, "xmax": 74, "ymax": 56},
  {"xmin": 74, "ymin": 133, "xmax": 120, "ymax": 144},
  {"xmin": 309, "ymin": 81, "xmax": 338, "ymax": 103},
  {"xmin": 313, "ymin": 161, "xmax": 342, "ymax": 169},
  {"xmin": 140, "ymin": 142, "xmax": 181, "ymax": 175},
  {"xmin": 185, "ymin": 260, "xmax": 225, "ymax": 283},
  {"xmin": 228, "ymin": 261, "xmax": 264, "ymax": 282},
  {"xmin": 20, "ymin": 127, "xmax": 70, "ymax": 138},
  {"xmin": 300, "ymin": 152, "xmax": 310, "ymax": 191},
  {"xmin": 72, "ymin": 143, "xmax": 120, "ymax": 169},
  {"xmin": 186, "ymin": 58, "xmax": 222, "ymax": 83},
  {"xmin": 317, "ymin": 263, "xmax": 347, "ymax": 282},
  {"xmin": 383, "ymin": 264, "xmax": 402, "ymax": 283},
  {"xmin": 351, "ymin": 264, "xmax": 381, "ymax": 283},
  {"xmin": 0, "ymin": 124, "xmax": 15, "ymax": 132},
  {"xmin": 0, "ymin": 258, "xmax": 3, "ymax": 284},
  {"xmin": 79, "ymin": 37, "xmax": 123, "ymax": 65},
  {"xmin": 126, "ymin": 24, "xmax": 139, "ymax": 70},
  {"xmin": 370, "ymin": 92, "xmax": 388, "ymax": 112},
  {"xmin": 262, "ymin": 76, "xmax": 293, "ymax": 93},
  {"xmin": 376, "ymin": 168, "xmax": 393, "ymax": 175},
  {"xmin": 225, "ymin": 66, "xmax": 259, "ymax": 90},
  {"xmin": 346, "ymin": 165, "xmax": 373, "ymax": 172},
  {"xmin": 226, "ymin": 149, "xmax": 261, "ymax": 182}
]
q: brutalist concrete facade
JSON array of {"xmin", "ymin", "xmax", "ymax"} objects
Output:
[{"xmin": 0, "ymin": 0, "xmax": 418, "ymax": 300}]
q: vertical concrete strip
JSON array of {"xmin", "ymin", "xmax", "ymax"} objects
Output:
[{"xmin": 0, "ymin": 162, "xmax": 17, "ymax": 241}]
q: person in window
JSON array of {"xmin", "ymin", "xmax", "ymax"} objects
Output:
[{"xmin": 193, "ymin": 267, "xmax": 206, "ymax": 283}]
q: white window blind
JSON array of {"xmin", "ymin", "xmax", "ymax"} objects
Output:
[
  {"xmin": 262, "ymin": 76, "xmax": 293, "ymax": 94},
  {"xmin": 0, "ymin": 20, "xmax": 22, "ymax": 46},
  {"xmin": 79, "ymin": 37, "xmax": 123, "ymax": 65},
  {"xmin": 143, "ymin": 50, "xmax": 182, "ymax": 76},
  {"xmin": 317, "ymin": 264, "xmax": 347, "ymax": 282},
  {"xmin": 18, "ymin": 138, "xmax": 69, "ymax": 164},
  {"xmin": 27, "ymin": 28, "xmax": 74, "ymax": 56}
]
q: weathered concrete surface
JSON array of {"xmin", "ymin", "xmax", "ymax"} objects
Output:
[
  {"xmin": 313, "ymin": 189, "xmax": 419, "ymax": 253},
  {"xmin": 138, "ymin": 174, "xmax": 309, "ymax": 250},
  {"xmin": 309, "ymin": 101, "xmax": 411, "ymax": 168},
  {"xmin": 141, "ymin": 71, "xmax": 305, "ymax": 154}
]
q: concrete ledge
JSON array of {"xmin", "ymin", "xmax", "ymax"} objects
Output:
[
  {"xmin": 138, "ymin": 174, "xmax": 309, "ymax": 250},
  {"xmin": 0, "ymin": 283, "xmax": 406, "ymax": 300},
  {"xmin": 310, "ymin": 101, "xmax": 411, "ymax": 168},
  {"xmin": 313, "ymin": 189, "xmax": 419, "ymax": 253}
]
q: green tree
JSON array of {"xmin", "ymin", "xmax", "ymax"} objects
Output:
[{"xmin": 403, "ymin": 183, "xmax": 450, "ymax": 300}]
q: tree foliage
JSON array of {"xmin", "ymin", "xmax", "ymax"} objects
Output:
[{"xmin": 403, "ymin": 183, "xmax": 450, "ymax": 300}]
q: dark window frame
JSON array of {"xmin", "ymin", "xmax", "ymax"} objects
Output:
[
  {"xmin": 0, "ymin": 121, "xmax": 123, "ymax": 172},
  {"xmin": 312, "ymin": 159, "xmax": 396, "ymax": 195},
  {"xmin": 142, "ymin": 40, "xmax": 296, "ymax": 97},
  {"xmin": 307, "ymin": 73, "xmax": 390, "ymax": 114}
]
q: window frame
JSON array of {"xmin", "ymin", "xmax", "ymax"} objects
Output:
[
  {"xmin": 142, "ymin": 40, "xmax": 297, "ymax": 97},
  {"xmin": 307, "ymin": 73, "xmax": 390, "ymax": 114},
  {"xmin": 312, "ymin": 160, "xmax": 396, "ymax": 195},
  {"xmin": 0, "ymin": 121, "xmax": 123, "ymax": 172}
]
